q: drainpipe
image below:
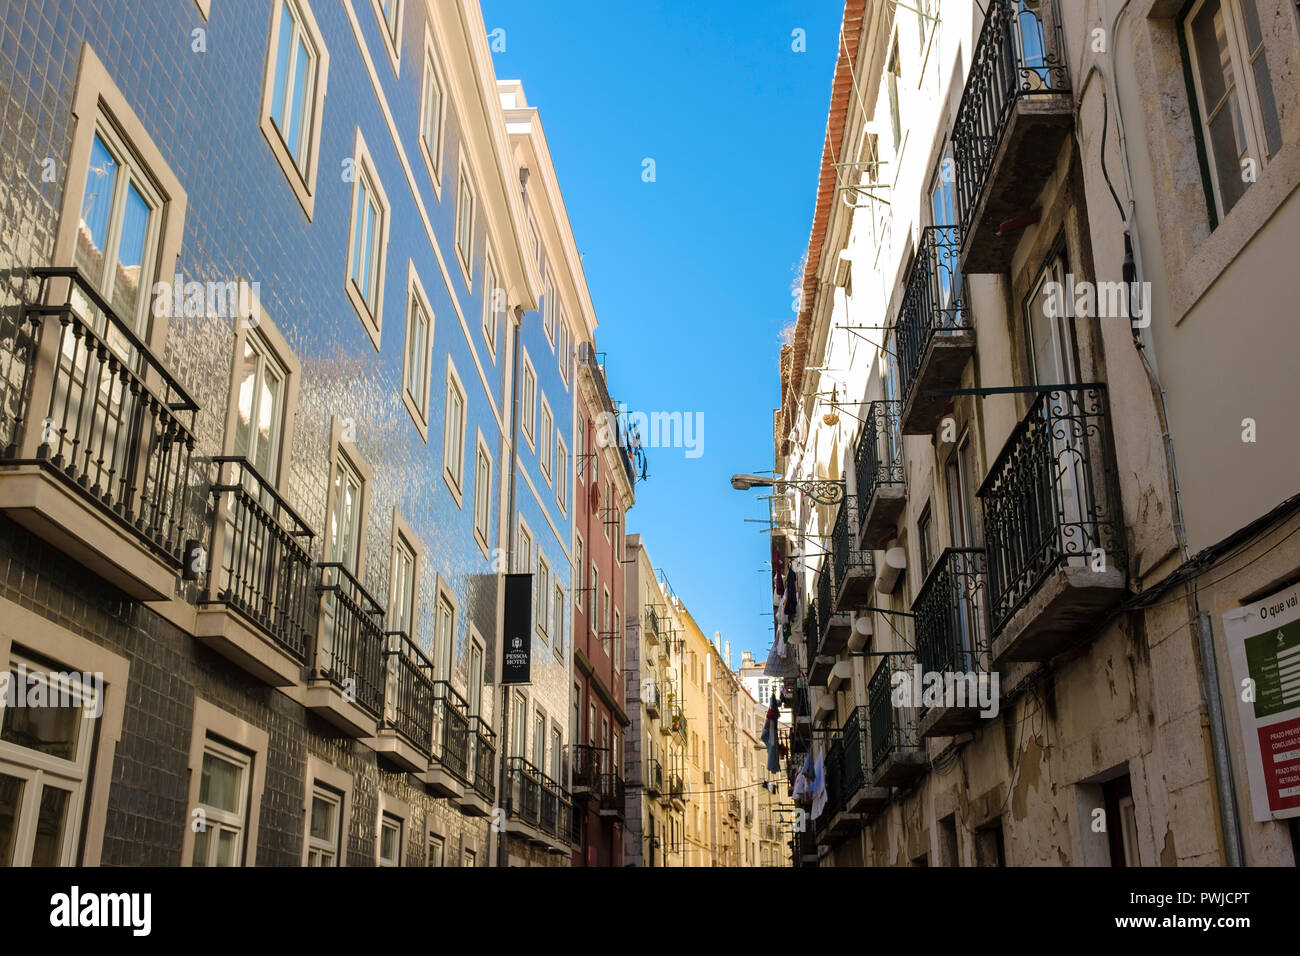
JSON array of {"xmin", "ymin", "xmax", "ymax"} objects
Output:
[
  {"xmin": 1077, "ymin": 0, "xmax": 1242, "ymax": 864},
  {"xmin": 496, "ymin": 303, "xmax": 525, "ymax": 869}
]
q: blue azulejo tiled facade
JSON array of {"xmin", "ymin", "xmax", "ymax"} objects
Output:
[{"xmin": 0, "ymin": 0, "xmax": 578, "ymax": 866}]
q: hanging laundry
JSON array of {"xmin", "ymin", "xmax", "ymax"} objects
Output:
[{"xmin": 810, "ymin": 740, "xmax": 828, "ymax": 821}]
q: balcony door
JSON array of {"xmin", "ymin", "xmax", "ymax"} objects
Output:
[
  {"xmin": 1025, "ymin": 252, "xmax": 1088, "ymax": 569},
  {"xmin": 1013, "ymin": 1, "xmax": 1051, "ymax": 90},
  {"xmin": 945, "ymin": 435, "xmax": 984, "ymax": 671},
  {"xmin": 320, "ymin": 454, "xmax": 364, "ymax": 673},
  {"xmin": 929, "ymin": 145, "xmax": 963, "ymax": 325}
]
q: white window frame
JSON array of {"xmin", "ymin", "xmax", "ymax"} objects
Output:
[
  {"xmin": 378, "ymin": 812, "xmax": 403, "ymax": 866},
  {"xmin": 482, "ymin": 249, "xmax": 501, "ymax": 362},
  {"xmin": 554, "ymin": 582, "xmax": 566, "ymax": 659},
  {"xmin": 454, "ymin": 154, "xmax": 477, "ymax": 286},
  {"xmin": 301, "ymin": 756, "xmax": 351, "ymax": 867},
  {"xmin": 557, "ymin": 309, "xmax": 571, "ymax": 386},
  {"xmin": 427, "ymin": 832, "xmax": 445, "ymax": 866},
  {"xmin": 539, "ymin": 395, "xmax": 554, "ymax": 483},
  {"xmin": 473, "ymin": 431, "xmax": 493, "ymax": 556},
  {"xmin": 191, "ymin": 738, "xmax": 252, "ymax": 868},
  {"xmin": 520, "ymin": 353, "xmax": 537, "ymax": 449},
  {"xmin": 555, "ymin": 434, "xmax": 569, "ymax": 515},
  {"xmin": 306, "ymin": 783, "xmax": 343, "ymax": 866},
  {"xmin": 181, "ymin": 700, "xmax": 268, "ymax": 868},
  {"xmin": 370, "ymin": 0, "xmax": 402, "ymax": 75},
  {"xmin": 443, "ymin": 358, "xmax": 468, "ymax": 503},
  {"xmin": 543, "ymin": 272, "xmax": 557, "ymax": 347},
  {"xmin": 259, "ymin": 0, "xmax": 329, "ymax": 219},
  {"xmin": 418, "ymin": 27, "xmax": 448, "ymax": 197},
  {"xmin": 536, "ymin": 553, "xmax": 551, "ymax": 641},
  {"xmin": 401, "ymin": 263, "xmax": 435, "ymax": 438},
  {"xmin": 343, "ymin": 130, "xmax": 391, "ymax": 350}
]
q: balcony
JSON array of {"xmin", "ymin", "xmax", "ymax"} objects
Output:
[
  {"xmin": 670, "ymin": 704, "xmax": 687, "ymax": 744},
  {"xmin": 422, "ymin": 680, "xmax": 470, "ymax": 797},
  {"xmin": 643, "ymin": 679, "xmax": 661, "ymax": 719},
  {"xmin": 371, "ymin": 630, "xmax": 435, "ymax": 772},
  {"xmin": 831, "ymin": 498, "xmax": 875, "ymax": 613},
  {"xmin": 913, "ymin": 548, "xmax": 995, "ymax": 738},
  {"xmin": 305, "ymin": 563, "xmax": 385, "ymax": 737},
  {"xmin": 727, "ymin": 794, "xmax": 741, "ymax": 819},
  {"xmin": 868, "ymin": 654, "xmax": 925, "ymax": 787},
  {"xmin": 813, "ymin": 737, "xmax": 847, "ymax": 844},
  {"xmin": 855, "ymin": 400, "xmax": 907, "ymax": 548},
  {"xmin": 645, "ymin": 605, "xmax": 661, "ymax": 647},
  {"xmin": 195, "ymin": 457, "xmax": 316, "ymax": 687},
  {"xmin": 540, "ymin": 773, "xmax": 561, "ymax": 837},
  {"xmin": 980, "ymin": 385, "xmax": 1126, "ymax": 662},
  {"xmin": 0, "ymin": 267, "xmax": 197, "ymax": 600},
  {"xmin": 645, "ymin": 756, "xmax": 664, "ymax": 797},
  {"xmin": 954, "ymin": 0, "xmax": 1072, "ymax": 273},
  {"xmin": 816, "ymin": 555, "xmax": 851, "ymax": 655},
  {"xmin": 669, "ymin": 772, "xmax": 685, "ymax": 809},
  {"xmin": 837, "ymin": 706, "xmax": 888, "ymax": 814},
  {"xmin": 570, "ymin": 744, "xmax": 605, "ymax": 798},
  {"xmin": 456, "ymin": 716, "xmax": 496, "ymax": 816},
  {"xmin": 895, "ymin": 226, "xmax": 973, "ymax": 434},
  {"xmin": 598, "ymin": 772, "xmax": 625, "ymax": 818},
  {"xmin": 506, "ymin": 756, "xmax": 541, "ymax": 832}
]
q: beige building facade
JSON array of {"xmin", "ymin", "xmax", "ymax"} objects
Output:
[{"xmin": 775, "ymin": 0, "xmax": 1300, "ymax": 867}]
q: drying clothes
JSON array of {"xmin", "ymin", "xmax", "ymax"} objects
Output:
[
  {"xmin": 762, "ymin": 697, "xmax": 781, "ymax": 773},
  {"xmin": 810, "ymin": 741, "xmax": 828, "ymax": 821}
]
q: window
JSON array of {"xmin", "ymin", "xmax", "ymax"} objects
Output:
[
  {"xmin": 536, "ymin": 556, "xmax": 551, "ymax": 640},
  {"xmin": 590, "ymin": 564, "xmax": 599, "ymax": 635},
  {"xmin": 557, "ymin": 312, "xmax": 571, "ymax": 386},
  {"xmin": 533, "ymin": 711, "xmax": 546, "ymax": 768},
  {"xmin": 512, "ymin": 692, "xmax": 527, "ymax": 758},
  {"xmin": 378, "ymin": 813, "xmax": 402, "ymax": 866},
  {"xmin": 427, "ymin": 833, "xmax": 445, "ymax": 866},
  {"xmin": 402, "ymin": 269, "xmax": 433, "ymax": 434},
  {"xmin": 974, "ymin": 820, "xmax": 1006, "ymax": 867},
  {"xmin": 468, "ymin": 640, "xmax": 484, "ymax": 716},
  {"xmin": 261, "ymin": 0, "xmax": 329, "ymax": 215},
  {"xmin": 306, "ymin": 785, "xmax": 342, "ymax": 866},
  {"xmin": 473, "ymin": 436, "xmax": 492, "ymax": 551},
  {"xmin": 554, "ymin": 582, "xmax": 566, "ymax": 656},
  {"xmin": 574, "ymin": 540, "xmax": 585, "ymax": 610},
  {"xmin": 1184, "ymin": 0, "xmax": 1285, "ymax": 221},
  {"xmin": 434, "ymin": 593, "xmax": 455, "ymax": 682},
  {"xmin": 232, "ymin": 330, "xmax": 288, "ymax": 482},
  {"xmin": 419, "ymin": 35, "xmax": 446, "ymax": 189},
  {"xmin": 917, "ymin": 504, "xmax": 935, "ymax": 578},
  {"xmin": 539, "ymin": 398, "xmax": 554, "ymax": 480},
  {"xmin": 614, "ymin": 608, "xmax": 622, "ymax": 670},
  {"xmin": 192, "ymin": 739, "xmax": 252, "ymax": 867},
  {"xmin": 575, "ymin": 416, "xmax": 586, "ymax": 484},
  {"xmin": 520, "ymin": 357, "xmax": 537, "ymax": 445},
  {"xmin": 518, "ymin": 523, "xmax": 533, "ymax": 574},
  {"xmin": 588, "ymin": 701, "xmax": 596, "ymax": 747},
  {"xmin": 0, "ymin": 653, "xmax": 100, "ymax": 866},
  {"xmin": 73, "ymin": 127, "xmax": 162, "ymax": 335},
  {"xmin": 389, "ymin": 531, "xmax": 417, "ymax": 635},
  {"xmin": 455, "ymin": 160, "xmax": 477, "ymax": 280},
  {"xmin": 550, "ymin": 727, "xmax": 563, "ymax": 781},
  {"xmin": 527, "ymin": 214, "xmax": 542, "ymax": 270},
  {"xmin": 887, "ymin": 39, "xmax": 902, "ymax": 152},
  {"xmin": 325, "ymin": 450, "xmax": 364, "ymax": 573},
  {"xmin": 601, "ymin": 587, "xmax": 611, "ymax": 650},
  {"xmin": 482, "ymin": 253, "xmax": 501, "ymax": 359},
  {"xmin": 463, "ymin": 848, "xmax": 476, "ymax": 867},
  {"xmin": 345, "ymin": 132, "xmax": 390, "ymax": 347},
  {"xmin": 372, "ymin": 0, "xmax": 401, "ymax": 72},
  {"xmin": 443, "ymin": 362, "xmax": 467, "ymax": 498},
  {"xmin": 555, "ymin": 436, "xmax": 569, "ymax": 514},
  {"xmin": 543, "ymin": 273, "xmax": 557, "ymax": 345}
]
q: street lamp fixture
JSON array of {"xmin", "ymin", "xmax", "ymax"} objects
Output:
[{"xmin": 730, "ymin": 474, "xmax": 846, "ymax": 505}]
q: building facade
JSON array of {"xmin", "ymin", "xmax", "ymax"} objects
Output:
[
  {"xmin": 774, "ymin": 0, "xmax": 1300, "ymax": 868},
  {"xmin": 0, "ymin": 0, "xmax": 599, "ymax": 867}
]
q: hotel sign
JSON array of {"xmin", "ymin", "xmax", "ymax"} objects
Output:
[{"xmin": 502, "ymin": 573, "xmax": 532, "ymax": 684}]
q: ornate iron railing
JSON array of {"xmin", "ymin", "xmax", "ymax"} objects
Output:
[
  {"xmin": 913, "ymin": 548, "xmax": 990, "ymax": 678},
  {"xmin": 816, "ymin": 736, "xmax": 844, "ymax": 832},
  {"xmin": 570, "ymin": 743, "xmax": 605, "ymax": 790},
  {"xmin": 979, "ymin": 384, "xmax": 1124, "ymax": 634},
  {"xmin": 508, "ymin": 757, "xmax": 541, "ymax": 826},
  {"xmin": 314, "ymin": 563, "xmax": 385, "ymax": 716},
  {"xmin": 469, "ymin": 716, "xmax": 496, "ymax": 802},
  {"xmin": 954, "ymin": 0, "xmax": 1070, "ymax": 236},
  {"xmin": 431, "ymin": 680, "xmax": 470, "ymax": 781},
  {"xmin": 380, "ymin": 629, "xmax": 435, "ymax": 752},
  {"xmin": 646, "ymin": 756, "xmax": 664, "ymax": 793},
  {"xmin": 668, "ymin": 772, "xmax": 684, "ymax": 803},
  {"xmin": 869, "ymin": 653, "xmax": 920, "ymax": 770},
  {"xmin": 854, "ymin": 400, "xmax": 904, "ymax": 506},
  {"xmin": 837, "ymin": 705, "xmax": 871, "ymax": 798},
  {"xmin": 894, "ymin": 226, "xmax": 967, "ymax": 409},
  {"xmin": 831, "ymin": 497, "xmax": 873, "ymax": 597},
  {"xmin": 558, "ymin": 791, "xmax": 576, "ymax": 846},
  {"xmin": 205, "ymin": 456, "xmax": 316, "ymax": 661},
  {"xmin": 600, "ymin": 772, "xmax": 625, "ymax": 813},
  {"xmin": 1, "ymin": 267, "xmax": 198, "ymax": 563},
  {"xmin": 540, "ymin": 773, "xmax": 560, "ymax": 835},
  {"xmin": 815, "ymin": 561, "xmax": 831, "ymax": 646}
]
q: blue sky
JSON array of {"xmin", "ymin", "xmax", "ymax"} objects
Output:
[{"xmin": 482, "ymin": 0, "xmax": 843, "ymax": 663}]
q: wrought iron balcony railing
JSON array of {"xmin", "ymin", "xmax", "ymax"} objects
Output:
[
  {"xmin": 507, "ymin": 757, "xmax": 541, "ymax": 826},
  {"xmin": 727, "ymin": 794, "xmax": 741, "ymax": 818},
  {"xmin": 854, "ymin": 399, "xmax": 903, "ymax": 505},
  {"xmin": 868, "ymin": 653, "xmax": 921, "ymax": 771},
  {"xmin": 431, "ymin": 680, "xmax": 470, "ymax": 781},
  {"xmin": 469, "ymin": 716, "xmax": 496, "ymax": 803},
  {"xmin": 599, "ymin": 772, "xmax": 625, "ymax": 814},
  {"xmin": 540, "ymin": 773, "xmax": 561, "ymax": 836},
  {"xmin": 954, "ymin": 0, "xmax": 1070, "ymax": 242},
  {"xmin": 2, "ymin": 267, "xmax": 198, "ymax": 564},
  {"xmin": 831, "ymin": 496, "xmax": 874, "ymax": 604},
  {"xmin": 979, "ymin": 384, "xmax": 1124, "ymax": 636},
  {"xmin": 646, "ymin": 756, "xmax": 664, "ymax": 795},
  {"xmin": 837, "ymin": 705, "xmax": 871, "ymax": 800},
  {"xmin": 913, "ymin": 548, "xmax": 990, "ymax": 679},
  {"xmin": 815, "ymin": 562, "xmax": 831, "ymax": 649},
  {"xmin": 558, "ymin": 790, "xmax": 576, "ymax": 847},
  {"xmin": 570, "ymin": 743, "xmax": 606, "ymax": 792},
  {"xmin": 380, "ymin": 630, "xmax": 435, "ymax": 752},
  {"xmin": 204, "ymin": 456, "xmax": 316, "ymax": 661},
  {"xmin": 894, "ymin": 225, "xmax": 967, "ymax": 413},
  {"xmin": 669, "ymin": 772, "xmax": 685, "ymax": 804},
  {"xmin": 314, "ymin": 563, "xmax": 386, "ymax": 717}
]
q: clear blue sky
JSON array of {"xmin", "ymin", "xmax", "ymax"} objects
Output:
[{"xmin": 482, "ymin": 0, "xmax": 843, "ymax": 663}]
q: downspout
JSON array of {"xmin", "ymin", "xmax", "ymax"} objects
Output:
[{"xmin": 1077, "ymin": 0, "xmax": 1243, "ymax": 864}]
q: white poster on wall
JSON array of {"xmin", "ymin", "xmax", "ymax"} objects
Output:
[{"xmin": 1222, "ymin": 581, "xmax": 1300, "ymax": 821}]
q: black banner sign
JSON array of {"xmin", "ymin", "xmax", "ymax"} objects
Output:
[{"xmin": 502, "ymin": 573, "xmax": 532, "ymax": 684}]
